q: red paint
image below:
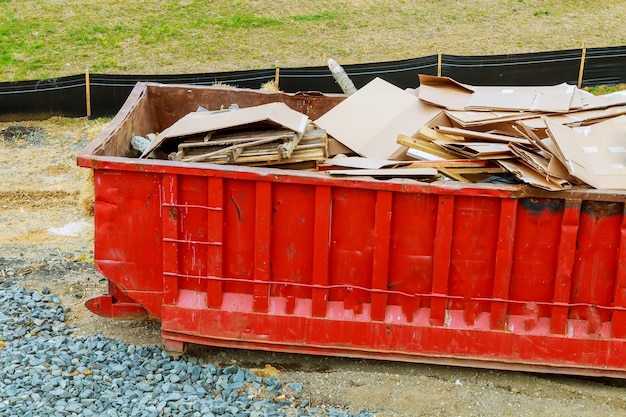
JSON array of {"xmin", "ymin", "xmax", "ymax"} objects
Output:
[{"xmin": 79, "ymin": 82, "xmax": 626, "ymax": 378}]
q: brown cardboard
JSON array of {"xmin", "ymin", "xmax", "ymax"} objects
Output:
[
  {"xmin": 417, "ymin": 75, "xmax": 474, "ymax": 110},
  {"xmin": 425, "ymin": 110, "xmax": 530, "ymax": 144},
  {"xmin": 141, "ymin": 102, "xmax": 309, "ymax": 158},
  {"xmin": 436, "ymin": 141, "xmax": 513, "ymax": 159},
  {"xmin": 508, "ymin": 143, "xmax": 574, "ymax": 188},
  {"xmin": 579, "ymin": 89, "xmax": 626, "ymax": 110},
  {"xmin": 398, "ymin": 134, "xmax": 465, "ymax": 160},
  {"xmin": 327, "ymin": 137, "xmax": 356, "ymax": 157},
  {"xmin": 445, "ymin": 110, "xmax": 539, "ymax": 127},
  {"xmin": 434, "ymin": 125, "xmax": 530, "ymax": 145},
  {"xmin": 418, "ymin": 74, "xmax": 578, "ymax": 113},
  {"xmin": 519, "ymin": 105, "xmax": 626, "ymax": 129},
  {"xmin": 314, "ymin": 78, "xmax": 441, "ymax": 160},
  {"xmin": 498, "ymin": 159, "xmax": 569, "ymax": 191},
  {"xmin": 544, "ymin": 115, "xmax": 626, "ymax": 189},
  {"xmin": 326, "ymin": 167, "xmax": 438, "ymax": 178},
  {"xmin": 467, "ymin": 84, "xmax": 576, "ymax": 112},
  {"xmin": 324, "ymin": 155, "xmax": 412, "ymax": 169}
]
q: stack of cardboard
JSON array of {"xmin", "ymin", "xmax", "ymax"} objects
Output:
[
  {"xmin": 315, "ymin": 75, "xmax": 626, "ymax": 190},
  {"xmin": 139, "ymin": 102, "xmax": 327, "ymax": 169},
  {"xmin": 135, "ymin": 76, "xmax": 626, "ymax": 190}
]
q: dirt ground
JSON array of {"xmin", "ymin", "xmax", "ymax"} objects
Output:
[{"xmin": 2, "ymin": 118, "xmax": 626, "ymax": 417}]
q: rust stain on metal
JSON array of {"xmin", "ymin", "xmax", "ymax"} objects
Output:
[
  {"xmin": 582, "ymin": 200, "xmax": 623, "ymax": 219},
  {"xmin": 519, "ymin": 197, "xmax": 564, "ymax": 215},
  {"xmin": 230, "ymin": 193, "xmax": 242, "ymax": 221}
]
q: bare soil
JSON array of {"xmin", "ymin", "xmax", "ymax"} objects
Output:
[{"xmin": 2, "ymin": 118, "xmax": 626, "ymax": 416}]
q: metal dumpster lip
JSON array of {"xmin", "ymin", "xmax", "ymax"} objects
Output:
[{"xmin": 78, "ymin": 153, "xmax": 626, "ymax": 203}]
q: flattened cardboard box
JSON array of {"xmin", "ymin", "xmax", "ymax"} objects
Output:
[
  {"xmin": 314, "ymin": 77, "xmax": 441, "ymax": 160},
  {"xmin": 141, "ymin": 102, "xmax": 309, "ymax": 158},
  {"xmin": 544, "ymin": 115, "xmax": 626, "ymax": 190},
  {"xmin": 418, "ymin": 74, "xmax": 578, "ymax": 113}
]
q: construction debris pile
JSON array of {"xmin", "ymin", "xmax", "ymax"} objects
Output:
[{"xmin": 133, "ymin": 75, "xmax": 626, "ymax": 191}]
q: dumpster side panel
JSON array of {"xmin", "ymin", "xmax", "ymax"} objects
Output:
[
  {"xmin": 153, "ymin": 168, "xmax": 626, "ymax": 375},
  {"xmin": 93, "ymin": 169, "xmax": 164, "ymax": 318}
]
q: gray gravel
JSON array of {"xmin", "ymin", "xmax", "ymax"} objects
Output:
[{"xmin": 0, "ymin": 279, "xmax": 375, "ymax": 416}]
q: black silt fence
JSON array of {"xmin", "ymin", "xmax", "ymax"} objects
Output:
[{"xmin": 1, "ymin": 46, "xmax": 625, "ymax": 119}]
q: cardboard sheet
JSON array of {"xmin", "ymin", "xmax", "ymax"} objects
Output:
[
  {"xmin": 436, "ymin": 141, "xmax": 513, "ymax": 159},
  {"xmin": 498, "ymin": 159, "xmax": 570, "ymax": 191},
  {"xmin": 544, "ymin": 115, "xmax": 626, "ymax": 189},
  {"xmin": 434, "ymin": 125, "xmax": 530, "ymax": 144},
  {"xmin": 326, "ymin": 167, "xmax": 438, "ymax": 178},
  {"xmin": 519, "ymin": 106, "xmax": 626, "ymax": 129},
  {"xmin": 418, "ymin": 74, "xmax": 578, "ymax": 113},
  {"xmin": 467, "ymin": 84, "xmax": 576, "ymax": 112},
  {"xmin": 314, "ymin": 78, "xmax": 441, "ymax": 159},
  {"xmin": 324, "ymin": 156, "xmax": 412, "ymax": 169},
  {"xmin": 141, "ymin": 102, "xmax": 309, "ymax": 158},
  {"xmin": 445, "ymin": 110, "xmax": 539, "ymax": 127},
  {"xmin": 417, "ymin": 75, "xmax": 474, "ymax": 110},
  {"xmin": 508, "ymin": 143, "xmax": 575, "ymax": 188}
]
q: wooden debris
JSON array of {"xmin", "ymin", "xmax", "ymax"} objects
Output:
[{"xmin": 158, "ymin": 123, "xmax": 328, "ymax": 167}]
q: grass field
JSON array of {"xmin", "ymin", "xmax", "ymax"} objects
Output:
[{"xmin": 1, "ymin": 0, "xmax": 626, "ymax": 83}]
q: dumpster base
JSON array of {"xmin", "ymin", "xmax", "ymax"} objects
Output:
[
  {"xmin": 160, "ymin": 329, "xmax": 626, "ymax": 379},
  {"xmin": 85, "ymin": 294, "xmax": 151, "ymax": 320},
  {"xmin": 158, "ymin": 291, "xmax": 626, "ymax": 379}
]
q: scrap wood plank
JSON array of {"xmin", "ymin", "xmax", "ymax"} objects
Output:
[
  {"xmin": 231, "ymin": 148, "xmax": 326, "ymax": 165},
  {"xmin": 438, "ymin": 166, "xmax": 507, "ymax": 183},
  {"xmin": 417, "ymin": 126, "xmax": 461, "ymax": 142},
  {"xmin": 398, "ymin": 134, "xmax": 464, "ymax": 160},
  {"xmin": 173, "ymin": 130, "xmax": 299, "ymax": 162},
  {"xmin": 178, "ymin": 134, "xmax": 295, "ymax": 163},
  {"xmin": 186, "ymin": 140, "xmax": 327, "ymax": 165},
  {"xmin": 177, "ymin": 130, "xmax": 294, "ymax": 149},
  {"xmin": 434, "ymin": 125, "xmax": 530, "ymax": 144}
]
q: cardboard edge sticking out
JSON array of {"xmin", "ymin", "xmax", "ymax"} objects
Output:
[
  {"xmin": 326, "ymin": 167, "xmax": 438, "ymax": 178},
  {"xmin": 324, "ymin": 155, "xmax": 413, "ymax": 169},
  {"xmin": 498, "ymin": 159, "xmax": 571, "ymax": 191},
  {"xmin": 543, "ymin": 115, "xmax": 626, "ymax": 189}
]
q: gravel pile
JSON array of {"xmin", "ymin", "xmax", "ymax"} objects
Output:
[{"xmin": 0, "ymin": 279, "xmax": 375, "ymax": 416}]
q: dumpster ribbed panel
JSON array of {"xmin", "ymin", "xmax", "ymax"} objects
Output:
[
  {"xmin": 206, "ymin": 177, "xmax": 224, "ymax": 309},
  {"xmin": 612, "ymin": 207, "xmax": 626, "ymax": 338},
  {"xmin": 430, "ymin": 195, "xmax": 454, "ymax": 326},
  {"xmin": 312, "ymin": 186, "xmax": 331, "ymax": 318},
  {"xmin": 371, "ymin": 190, "xmax": 393, "ymax": 322},
  {"xmin": 550, "ymin": 200, "xmax": 581, "ymax": 335},
  {"xmin": 490, "ymin": 198, "xmax": 517, "ymax": 330},
  {"xmin": 162, "ymin": 174, "xmax": 179, "ymax": 306},
  {"xmin": 253, "ymin": 181, "xmax": 271, "ymax": 313}
]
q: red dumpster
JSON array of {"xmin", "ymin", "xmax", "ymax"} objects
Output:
[{"xmin": 78, "ymin": 82, "xmax": 626, "ymax": 378}]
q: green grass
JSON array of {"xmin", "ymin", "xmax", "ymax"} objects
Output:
[
  {"xmin": 584, "ymin": 84, "xmax": 626, "ymax": 95},
  {"xmin": 1, "ymin": 0, "xmax": 626, "ymax": 83}
]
